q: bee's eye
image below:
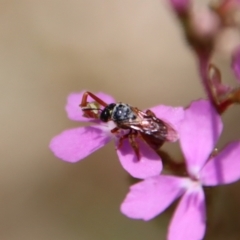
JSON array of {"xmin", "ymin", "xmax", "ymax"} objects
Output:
[
  {"xmin": 100, "ymin": 103, "xmax": 116, "ymax": 122},
  {"xmin": 100, "ymin": 109, "xmax": 111, "ymax": 122}
]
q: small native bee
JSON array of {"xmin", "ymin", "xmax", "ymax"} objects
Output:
[{"xmin": 80, "ymin": 91, "xmax": 178, "ymax": 159}]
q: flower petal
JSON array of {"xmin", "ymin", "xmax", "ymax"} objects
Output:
[
  {"xmin": 49, "ymin": 126, "xmax": 110, "ymax": 162},
  {"xmin": 201, "ymin": 141, "xmax": 240, "ymax": 186},
  {"xmin": 168, "ymin": 187, "xmax": 206, "ymax": 240},
  {"xmin": 231, "ymin": 46, "xmax": 240, "ymax": 83},
  {"xmin": 121, "ymin": 175, "xmax": 186, "ymax": 221},
  {"xmin": 149, "ymin": 105, "xmax": 184, "ymax": 132},
  {"xmin": 116, "ymin": 138, "xmax": 163, "ymax": 179},
  {"xmin": 179, "ymin": 100, "xmax": 223, "ymax": 175},
  {"xmin": 65, "ymin": 91, "xmax": 115, "ymax": 122}
]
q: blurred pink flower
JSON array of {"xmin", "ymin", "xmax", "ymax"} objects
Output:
[
  {"xmin": 168, "ymin": 0, "xmax": 190, "ymax": 14},
  {"xmin": 121, "ymin": 100, "xmax": 240, "ymax": 240},
  {"xmin": 49, "ymin": 91, "xmax": 184, "ymax": 179}
]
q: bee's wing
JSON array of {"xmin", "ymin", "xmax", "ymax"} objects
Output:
[
  {"xmin": 140, "ymin": 133, "xmax": 165, "ymax": 150},
  {"xmin": 162, "ymin": 122, "xmax": 179, "ymax": 142},
  {"xmin": 140, "ymin": 121, "xmax": 178, "ymax": 150},
  {"xmin": 116, "ymin": 111, "xmax": 145, "ymax": 131}
]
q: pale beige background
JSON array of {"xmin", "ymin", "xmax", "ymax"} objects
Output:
[{"xmin": 0, "ymin": 0, "xmax": 240, "ymax": 239}]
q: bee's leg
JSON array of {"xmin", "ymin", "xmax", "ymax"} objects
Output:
[
  {"xmin": 81, "ymin": 102, "xmax": 101, "ymax": 119},
  {"xmin": 80, "ymin": 91, "xmax": 108, "ymax": 108},
  {"xmin": 112, "ymin": 129, "xmax": 140, "ymax": 159},
  {"xmin": 111, "ymin": 127, "xmax": 125, "ymax": 149},
  {"xmin": 80, "ymin": 91, "xmax": 108, "ymax": 119},
  {"xmin": 111, "ymin": 127, "xmax": 119, "ymax": 133},
  {"xmin": 113, "ymin": 128, "xmax": 129, "ymax": 150},
  {"xmin": 117, "ymin": 136, "xmax": 126, "ymax": 150},
  {"xmin": 128, "ymin": 131, "xmax": 141, "ymax": 160},
  {"xmin": 145, "ymin": 109, "xmax": 157, "ymax": 117}
]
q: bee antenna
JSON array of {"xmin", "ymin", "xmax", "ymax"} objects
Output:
[{"xmin": 82, "ymin": 107, "xmax": 102, "ymax": 112}]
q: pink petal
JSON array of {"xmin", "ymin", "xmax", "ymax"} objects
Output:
[
  {"xmin": 232, "ymin": 47, "xmax": 240, "ymax": 83},
  {"xmin": 49, "ymin": 126, "xmax": 110, "ymax": 162},
  {"xmin": 201, "ymin": 141, "xmax": 240, "ymax": 186},
  {"xmin": 116, "ymin": 138, "xmax": 163, "ymax": 179},
  {"xmin": 65, "ymin": 91, "xmax": 115, "ymax": 122},
  {"xmin": 121, "ymin": 175, "xmax": 186, "ymax": 220},
  {"xmin": 179, "ymin": 100, "xmax": 223, "ymax": 175},
  {"xmin": 149, "ymin": 105, "xmax": 184, "ymax": 133},
  {"xmin": 168, "ymin": 187, "xmax": 206, "ymax": 240}
]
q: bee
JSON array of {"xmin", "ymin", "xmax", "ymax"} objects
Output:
[{"xmin": 80, "ymin": 91, "xmax": 178, "ymax": 159}]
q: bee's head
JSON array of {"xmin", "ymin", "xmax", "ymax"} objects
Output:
[{"xmin": 100, "ymin": 103, "xmax": 116, "ymax": 122}]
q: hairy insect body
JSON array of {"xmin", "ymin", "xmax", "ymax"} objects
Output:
[
  {"xmin": 100, "ymin": 103, "xmax": 137, "ymax": 125},
  {"xmin": 99, "ymin": 102, "xmax": 173, "ymax": 149},
  {"xmin": 80, "ymin": 91, "xmax": 178, "ymax": 159},
  {"xmin": 112, "ymin": 103, "xmax": 137, "ymax": 122}
]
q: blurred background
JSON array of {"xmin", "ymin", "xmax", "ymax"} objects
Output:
[{"xmin": 1, "ymin": 0, "xmax": 240, "ymax": 239}]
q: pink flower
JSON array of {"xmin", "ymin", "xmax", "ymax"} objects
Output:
[
  {"xmin": 168, "ymin": 0, "xmax": 190, "ymax": 14},
  {"xmin": 121, "ymin": 99, "xmax": 240, "ymax": 240},
  {"xmin": 49, "ymin": 91, "xmax": 184, "ymax": 179}
]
